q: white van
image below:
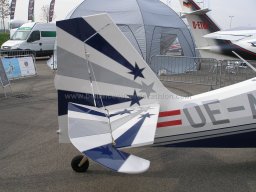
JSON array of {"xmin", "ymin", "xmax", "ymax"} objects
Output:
[{"xmin": 1, "ymin": 22, "xmax": 56, "ymax": 56}]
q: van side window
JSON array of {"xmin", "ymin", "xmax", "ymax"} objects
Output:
[
  {"xmin": 27, "ymin": 30, "xmax": 40, "ymax": 42},
  {"xmin": 41, "ymin": 31, "xmax": 56, "ymax": 37}
]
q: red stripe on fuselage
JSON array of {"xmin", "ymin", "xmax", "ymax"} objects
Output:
[
  {"xmin": 158, "ymin": 110, "xmax": 182, "ymax": 128},
  {"xmin": 159, "ymin": 110, "xmax": 181, "ymax": 117},
  {"xmin": 157, "ymin": 120, "xmax": 182, "ymax": 128}
]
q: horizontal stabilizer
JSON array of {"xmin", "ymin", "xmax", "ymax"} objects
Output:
[
  {"xmin": 181, "ymin": 8, "xmax": 211, "ymax": 18},
  {"xmin": 68, "ymin": 102, "xmax": 159, "ymax": 173},
  {"xmin": 84, "ymin": 144, "xmax": 150, "ymax": 174},
  {"xmin": 112, "ymin": 103, "xmax": 160, "ymax": 148}
]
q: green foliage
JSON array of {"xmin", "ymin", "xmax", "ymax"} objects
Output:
[{"xmin": 0, "ymin": 32, "xmax": 9, "ymax": 47}]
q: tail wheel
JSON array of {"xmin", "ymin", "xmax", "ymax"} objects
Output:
[{"xmin": 71, "ymin": 155, "xmax": 89, "ymax": 173}]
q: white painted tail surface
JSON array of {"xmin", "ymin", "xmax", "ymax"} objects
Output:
[
  {"xmin": 179, "ymin": 0, "xmax": 233, "ymax": 59},
  {"xmin": 55, "ymin": 13, "xmax": 174, "ymax": 142}
]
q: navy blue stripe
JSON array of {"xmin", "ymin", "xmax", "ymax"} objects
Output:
[
  {"xmin": 156, "ymin": 127, "xmax": 256, "ymax": 145},
  {"xmin": 57, "ymin": 18, "xmax": 135, "ymax": 71},
  {"xmin": 156, "ymin": 123, "xmax": 256, "ymax": 140},
  {"xmin": 115, "ymin": 116, "xmax": 147, "ymax": 148},
  {"xmin": 58, "ymin": 90, "xmax": 131, "ymax": 116},
  {"xmin": 68, "ymin": 103, "xmax": 107, "ymax": 117},
  {"xmin": 156, "ymin": 129, "xmax": 256, "ymax": 148},
  {"xmin": 84, "ymin": 144, "xmax": 130, "ymax": 172}
]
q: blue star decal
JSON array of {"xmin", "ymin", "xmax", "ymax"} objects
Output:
[
  {"xmin": 92, "ymin": 145, "xmax": 113, "ymax": 156},
  {"xmin": 127, "ymin": 91, "xmax": 143, "ymax": 106},
  {"xmin": 140, "ymin": 113, "xmax": 154, "ymax": 119},
  {"xmin": 128, "ymin": 63, "xmax": 145, "ymax": 80},
  {"xmin": 58, "ymin": 19, "xmax": 146, "ymax": 81}
]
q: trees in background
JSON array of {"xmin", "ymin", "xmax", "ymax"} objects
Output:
[
  {"xmin": 0, "ymin": 0, "xmax": 9, "ymax": 32},
  {"xmin": 41, "ymin": 5, "xmax": 55, "ymax": 23}
]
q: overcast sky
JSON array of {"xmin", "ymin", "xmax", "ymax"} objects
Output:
[
  {"xmin": 11, "ymin": 0, "xmax": 83, "ymax": 22},
  {"xmin": 163, "ymin": 0, "xmax": 256, "ymax": 29},
  {"xmin": 1, "ymin": 0, "xmax": 256, "ymax": 30}
]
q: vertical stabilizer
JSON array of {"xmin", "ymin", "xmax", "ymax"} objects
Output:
[
  {"xmin": 180, "ymin": 0, "xmax": 233, "ymax": 59},
  {"xmin": 55, "ymin": 14, "xmax": 172, "ymax": 142}
]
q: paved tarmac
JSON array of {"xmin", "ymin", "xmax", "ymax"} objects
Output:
[{"xmin": 0, "ymin": 60, "xmax": 256, "ymax": 192}]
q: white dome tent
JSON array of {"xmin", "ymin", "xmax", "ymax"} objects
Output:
[
  {"xmin": 49, "ymin": 0, "xmax": 197, "ymax": 72},
  {"xmin": 67, "ymin": 0, "xmax": 197, "ymax": 64}
]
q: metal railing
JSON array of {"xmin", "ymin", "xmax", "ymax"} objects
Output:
[
  {"xmin": 0, "ymin": 49, "xmax": 36, "ymax": 58},
  {"xmin": 218, "ymin": 60, "xmax": 256, "ymax": 87},
  {"xmin": 150, "ymin": 55, "xmax": 219, "ymax": 86},
  {"xmin": 149, "ymin": 55, "xmax": 256, "ymax": 89}
]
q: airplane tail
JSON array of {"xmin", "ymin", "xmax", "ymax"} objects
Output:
[
  {"xmin": 55, "ymin": 13, "xmax": 176, "ymax": 173},
  {"xmin": 179, "ymin": 0, "xmax": 232, "ymax": 59},
  {"xmin": 55, "ymin": 14, "xmax": 173, "ymax": 143}
]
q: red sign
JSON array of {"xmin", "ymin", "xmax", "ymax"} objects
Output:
[{"xmin": 192, "ymin": 21, "xmax": 209, "ymax": 29}]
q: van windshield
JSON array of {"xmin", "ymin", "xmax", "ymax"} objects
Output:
[{"xmin": 11, "ymin": 30, "xmax": 31, "ymax": 40}]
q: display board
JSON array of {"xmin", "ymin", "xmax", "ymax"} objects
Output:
[
  {"xmin": 0, "ymin": 57, "xmax": 36, "ymax": 80},
  {"xmin": 18, "ymin": 57, "xmax": 36, "ymax": 76},
  {"xmin": 0, "ymin": 59, "xmax": 10, "ymax": 87}
]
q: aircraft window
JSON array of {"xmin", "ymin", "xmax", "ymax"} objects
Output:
[
  {"xmin": 27, "ymin": 30, "xmax": 40, "ymax": 42},
  {"xmin": 160, "ymin": 34, "xmax": 183, "ymax": 56}
]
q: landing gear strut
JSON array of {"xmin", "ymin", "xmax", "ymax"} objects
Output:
[{"xmin": 71, "ymin": 155, "xmax": 89, "ymax": 173}]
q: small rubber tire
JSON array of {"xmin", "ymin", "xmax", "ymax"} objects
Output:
[{"xmin": 71, "ymin": 155, "xmax": 89, "ymax": 173}]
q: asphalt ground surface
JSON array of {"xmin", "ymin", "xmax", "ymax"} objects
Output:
[{"xmin": 0, "ymin": 60, "xmax": 256, "ymax": 192}]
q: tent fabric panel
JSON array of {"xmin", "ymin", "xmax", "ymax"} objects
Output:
[
  {"xmin": 118, "ymin": 25, "xmax": 144, "ymax": 59},
  {"xmin": 129, "ymin": 25, "xmax": 147, "ymax": 61},
  {"xmin": 70, "ymin": 0, "xmax": 144, "ymax": 25},
  {"xmin": 136, "ymin": 0, "xmax": 186, "ymax": 28},
  {"xmin": 144, "ymin": 25, "xmax": 155, "ymax": 63}
]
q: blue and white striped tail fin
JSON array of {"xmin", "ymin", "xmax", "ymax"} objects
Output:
[
  {"xmin": 55, "ymin": 13, "xmax": 172, "ymax": 142},
  {"xmin": 68, "ymin": 103, "xmax": 159, "ymax": 173}
]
